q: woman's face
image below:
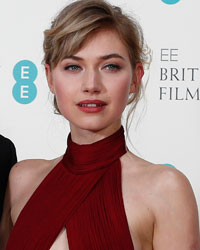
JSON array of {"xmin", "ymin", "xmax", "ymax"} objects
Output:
[{"xmin": 46, "ymin": 29, "xmax": 143, "ymax": 132}]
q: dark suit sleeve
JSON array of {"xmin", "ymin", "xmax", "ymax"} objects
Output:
[
  {"xmin": 0, "ymin": 136, "xmax": 17, "ymax": 220},
  {"xmin": 8, "ymin": 139, "xmax": 17, "ymax": 169}
]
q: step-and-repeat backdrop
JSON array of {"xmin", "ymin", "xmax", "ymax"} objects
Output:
[{"xmin": 0, "ymin": 0, "xmax": 199, "ymax": 218}]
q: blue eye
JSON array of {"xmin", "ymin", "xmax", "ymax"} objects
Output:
[
  {"xmin": 104, "ymin": 64, "xmax": 121, "ymax": 71},
  {"xmin": 64, "ymin": 65, "xmax": 81, "ymax": 71}
]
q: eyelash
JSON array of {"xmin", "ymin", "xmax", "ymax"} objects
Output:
[
  {"xmin": 104, "ymin": 64, "xmax": 121, "ymax": 71},
  {"xmin": 64, "ymin": 63, "xmax": 121, "ymax": 72},
  {"xmin": 64, "ymin": 65, "xmax": 81, "ymax": 71}
]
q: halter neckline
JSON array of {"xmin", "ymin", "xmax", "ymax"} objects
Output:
[{"xmin": 62, "ymin": 126, "xmax": 127, "ymax": 174}]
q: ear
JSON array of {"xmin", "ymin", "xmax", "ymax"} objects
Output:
[
  {"xmin": 45, "ymin": 64, "xmax": 55, "ymax": 94},
  {"xmin": 130, "ymin": 62, "xmax": 144, "ymax": 93}
]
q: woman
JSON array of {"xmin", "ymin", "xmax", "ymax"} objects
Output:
[{"xmin": 2, "ymin": 0, "xmax": 200, "ymax": 249}]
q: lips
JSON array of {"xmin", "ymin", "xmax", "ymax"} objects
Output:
[
  {"xmin": 77, "ymin": 100, "xmax": 107, "ymax": 113},
  {"xmin": 79, "ymin": 103, "xmax": 105, "ymax": 107}
]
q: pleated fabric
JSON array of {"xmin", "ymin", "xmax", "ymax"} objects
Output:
[{"xmin": 6, "ymin": 126, "xmax": 134, "ymax": 250}]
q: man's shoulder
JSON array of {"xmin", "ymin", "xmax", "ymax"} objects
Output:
[
  {"xmin": 0, "ymin": 134, "xmax": 14, "ymax": 147},
  {"xmin": 0, "ymin": 134, "xmax": 17, "ymax": 164}
]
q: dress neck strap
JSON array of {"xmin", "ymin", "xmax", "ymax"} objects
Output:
[{"xmin": 62, "ymin": 126, "xmax": 127, "ymax": 174}]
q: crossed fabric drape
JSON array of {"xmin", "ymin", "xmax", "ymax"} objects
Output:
[{"xmin": 6, "ymin": 126, "xmax": 134, "ymax": 250}]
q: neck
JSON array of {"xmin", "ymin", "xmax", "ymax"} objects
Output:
[
  {"xmin": 63, "ymin": 124, "xmax": 127, "ymax": 174},
  {"xmin": 69, "ymin": 122, "xmax": 121, "ymax": 145}
]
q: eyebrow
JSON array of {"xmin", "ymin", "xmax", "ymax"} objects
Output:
[
  {"xmin": 100, "ymin": 53, "xmax": 125, "ymax": 60},
  {"xmin": 65, "ymin": 55, "xmax": 83, "ymax": 61},
  {"xmin": 64, "ymin": 53, "xmax": 125, "ymax": 61}
]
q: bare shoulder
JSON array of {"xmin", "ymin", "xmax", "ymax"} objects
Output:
[
  {"xmin": 144, "ymin": 162, "xmax": 197, "ymax": 210},
  {"xmin": 9, "ymin": 156, "xmax": 62, "ymax": 224},
  {"xmin": 121, "ymin": 152, "xmax": 200, "ymax": 249},
  {"xmin": 120, "ymin": 151, "xmax": 196, "ymax": 205},
  {"xmin": 151, "ymin": 165, "xmax": 200, "ymax": 249},
  {"xmin": 122, "ymin": 151, "xmax": 195, "ymax": 197},
  {"xmin": 9, "ymin": 159, "xmax": 54, "ymax": 203}
]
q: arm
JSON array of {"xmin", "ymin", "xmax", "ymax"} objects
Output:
[
  {"xmin": 0, "ymin": 160, "xmax": 34, "ymax": 249},
  {"xmin": 0, "ymin": 160, "xmax": 31, "ymax": 250},
  {"xmin": 153, "ymin": 168, "xmax": 200, "ymax": 250},
  {"xmin": 0, "ymin": 137, "xmax": 17, "ymax": 222},
  {"xmin": 8, "ymin": 139, "xmax": 17, "ymax": 168},
  {"xmin": 0, "ymin": 138, "xmax": 17, "ymax": 249},
  {"xmin": 0, "ymin": 158, "xmax": 50, "ymax": 250},
  {"xmin": 0, "ymin": 186, "xmax": 13, "ymax": 250}
]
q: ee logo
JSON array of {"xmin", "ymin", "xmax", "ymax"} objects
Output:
[
  {"xmin": 161, "ymin": 0, "xmax": 180, "ymax": 4},
  {"xmin": 12, "ymin": 60, "xmax": 37, "ymax": 104}
]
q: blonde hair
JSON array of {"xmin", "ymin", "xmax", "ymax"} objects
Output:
[{"xmin": 43, "ymin": 0, "xmax": 150, "ymax": 133}]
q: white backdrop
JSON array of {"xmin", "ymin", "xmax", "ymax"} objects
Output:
[{"xmin": 0, "ymin": 0, "xmax": 199, "ymax": 219}]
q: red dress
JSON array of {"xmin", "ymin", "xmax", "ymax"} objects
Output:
[{"xmin": 6, "ymin": 126, "xmax": 134, "ymax": 249}]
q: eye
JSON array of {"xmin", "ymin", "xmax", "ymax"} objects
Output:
[
  {"xmin": 64, "ymin": 65, "xmax": 81, "ymax": 71},
  {"xmin": 104, "ymin": 64, "xmax": 121, "ymax": 71}
]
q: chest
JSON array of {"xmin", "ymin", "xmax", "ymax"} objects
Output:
[
  {"xmin": 121, "ymin": 171, "xmax": 154, "ymax": 250},
  {"xmin": 51, "ymin": 166, "xmax": 154, "ymax": 250},
  {"xmin": 11, "ymin": 161, "xmax": 154, "ymax": 250}
]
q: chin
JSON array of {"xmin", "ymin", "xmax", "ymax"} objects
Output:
[
  {"xmin": 75, "ymin": 123, "xmax": 107, "ymax": 132},
  {"xmin": 70, "ymin": 117, "xmax": 121, "ymax": 133}
]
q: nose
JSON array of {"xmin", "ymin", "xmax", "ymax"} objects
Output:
[{"xmin": 81, "ymin": 69, "xmax": 102, "ymax": 94}]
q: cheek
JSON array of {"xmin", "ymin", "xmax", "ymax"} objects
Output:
[
  {"xmin": 53, "ymin": 73, "xmax": 75, "ymax": 99},
  {"xmin": 52, "ymin": 77, "xmax": 74, "ymax": 115},
  {"xmin": 112, "ymin": 76, "xmax": 132, "ymax": 107}
]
